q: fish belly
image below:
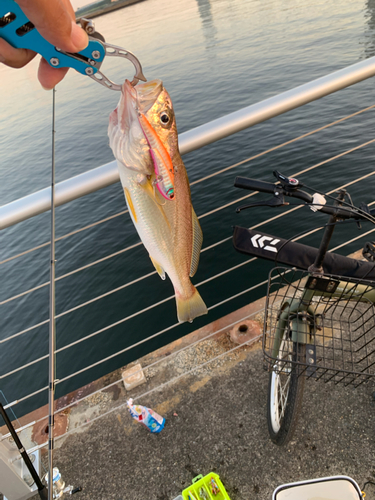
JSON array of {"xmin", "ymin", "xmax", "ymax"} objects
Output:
[
  {"xmin": 118, "ymin": 161, "xmax": 207, "ymax": 323},
  {"xmin": 118, "ymin": 162, "xmax": 174, "ymax": 278}
]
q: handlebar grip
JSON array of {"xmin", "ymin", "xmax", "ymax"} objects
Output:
[{"xmin": 234, "ymin": 177, "xmax": 276, "ymax": 193}]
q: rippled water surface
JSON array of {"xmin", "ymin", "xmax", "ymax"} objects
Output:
[{"xmin": 1, "ymin": 0, "xmax": 375, "ymax": 416}]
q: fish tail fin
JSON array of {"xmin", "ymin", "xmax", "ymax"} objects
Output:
[{"xmin": 176, "ymin": 287, "xmax": 207, "ymax": 323}]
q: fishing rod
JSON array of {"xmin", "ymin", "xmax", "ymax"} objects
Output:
[
  {"xmin": 0, "ymin": 402, "xmax": 48, "ymax": 499},
  {"xmin": 47, "ymin": 88, "xmax": 82, "ymax": 500},
  {"xmin": 48, "ymin": 87, "xmax": 57, "ymax": 500}
]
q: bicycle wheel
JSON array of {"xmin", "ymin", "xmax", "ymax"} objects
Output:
[{"xmin": 267, "ymin": 327, "xmax": 306, "ymax": 446}]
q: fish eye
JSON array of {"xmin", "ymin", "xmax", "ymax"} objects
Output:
[{"xmin": 160, "ymin": 112, "xmax": 170, "ymax": 124}]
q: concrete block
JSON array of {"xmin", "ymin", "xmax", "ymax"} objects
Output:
[{"xmin": 122, "ymin": 364, "xmax": 146, "ymax": 391}]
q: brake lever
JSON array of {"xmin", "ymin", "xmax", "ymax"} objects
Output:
[{"xmin": 236, "ymin": 192, "xmax": 288, "ymax": 213}]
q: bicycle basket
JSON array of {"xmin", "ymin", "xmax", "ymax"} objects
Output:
[{"xmin": 263, "ymin": 267, "xmax": 375, "ymax": 386}]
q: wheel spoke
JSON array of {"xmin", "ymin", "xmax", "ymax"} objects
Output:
[
  {"xmin": 267, "ymin": 315, "xmax": 306, "ymax": 444},
  {"xmin": 269, "ymin": 328, "xmax": 293, "ymax": 433}
]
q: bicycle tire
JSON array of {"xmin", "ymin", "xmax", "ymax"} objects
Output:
[{"xmin": 267, "ymin": 337, "xmax": 306, "ymax": 446}]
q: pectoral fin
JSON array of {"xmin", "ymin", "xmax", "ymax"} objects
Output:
[
  {"xmin": 139, "ymin": 177, "xmax": 171, "ymax": 230},
  {"xmin": 150, "ymin": 255, "xmax": 166, "ymax": 280},
  {"xmin": 190, "ymin": 209, "xmax": 203, "ymax": 277}
]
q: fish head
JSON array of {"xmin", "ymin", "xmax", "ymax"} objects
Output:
[
  {"xmin": 144, "ymin": 87, "xmax": 179, "ymax": 161},
  {"xmin": 108, "ymin": 79, "xmax": 164, "ymax": 175}
]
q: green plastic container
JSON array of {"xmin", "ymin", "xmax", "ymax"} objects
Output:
[{"xmin": 182, "ymin": 473, "xmax": 231, "ymax": 500}]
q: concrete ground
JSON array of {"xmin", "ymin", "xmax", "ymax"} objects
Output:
[{"xmin": 21, "ymin": 329, "xmax": 374, "ymax": 500}]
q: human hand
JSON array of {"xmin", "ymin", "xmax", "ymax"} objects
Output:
[{"xmin": 0, "ymin": 0, "xmax": 88, "ymax": 89}]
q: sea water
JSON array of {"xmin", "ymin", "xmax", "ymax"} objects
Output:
[{"xmin": 1, "ymin": 0, "xmax": 375, "ymax": 416}]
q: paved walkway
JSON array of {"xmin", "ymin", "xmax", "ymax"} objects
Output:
[{"xmin": 22, "ymin": 333, "xmax": 375, "ymax": 500}]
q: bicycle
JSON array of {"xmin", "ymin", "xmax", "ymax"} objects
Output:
[{"xmin": 233, "ymin": 171, "xmax": 375, "ymax": 445}]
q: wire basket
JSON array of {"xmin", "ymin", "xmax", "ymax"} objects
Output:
[{"xmin": 263, "ymin": 267, "xmax": 375, "ymax": 386}]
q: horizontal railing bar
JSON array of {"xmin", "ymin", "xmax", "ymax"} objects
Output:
[
  {"xmin": 6, "ymin": 201, "xmax": 375, "ymax": 405},
  {"xmin": 0, "ymin": 420, "xmax": 36, "ymax": 440},
  {"xmin": 331, "ymin": 227, "xmax": 375, "ymax": 252},
  {"xmin": 0, "ymin": 242, "xmax": 142, "ymax": 306},
  {"xmin": 54, "ymin": 308, "xmax": 265, "ymax": 413},
  {"xmin": 0, "ymin": 162, "xmax": 119, "ymax": 230},
  {"xmin": 3, "ymin": 102, "xmax": 375, "ymax": 266},
  {"xmin": 2, "ymin": 57, "xmax": 375, "ymax": 230},
  {"xmin": 0, "ymin": 319, "xmax": 49, "ymax": 344},
  {"xmin": 2, "ymin": 134, "xmax": 375, "ymax": 308},
  {"xmin": 51, "ymin": 277, "xmax": 269, "ymax": 386},
  {"xmin": 0, "ymin": 254, "xmax": 261, "ymax": 381},
  {"xmin": 0, "ymin": 210, "xmax": 129, "ymax": 266},
  {"xmin": 190, "ymin": 103, "xmax": 375, "ymax": 187},
  {"xmin": 6, "ymin": 305, "xmax": 263, "ymax": 412},
  {"xmin": 4, "ymin": 386, "xmax": 48, "ymax": 410},
  {"xmin": 2, "ymin": 163, "xmax": 374, "ymax": 347},
  {"xmin": 0, "ymin": 353, "xmax": 49, "ymax": 380}
]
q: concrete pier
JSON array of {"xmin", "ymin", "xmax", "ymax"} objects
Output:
[{"xmin": 1, "ymin": 293, "xmax": 374, "ymax": 500}]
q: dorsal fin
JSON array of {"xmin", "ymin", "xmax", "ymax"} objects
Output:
[{"xmin": 190, "ymin": 209, "xmax": 203, "ymax": 277}]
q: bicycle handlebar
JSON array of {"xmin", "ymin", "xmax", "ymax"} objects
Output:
[
  {"xmin": 234, "ymin": 174, "xmax": 374, "ymax": 221},
  {"xmin": 234, "ymin": 176, "xmax": 313, "ymax": 202},
  {"xmin": 234, "ymin": 177, "xmax": 277, "ymax": 195}
]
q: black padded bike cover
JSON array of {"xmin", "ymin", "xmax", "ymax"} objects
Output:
[{"xmin": 233, "ymin": 226, "xmax": 375, "ymax": 280}]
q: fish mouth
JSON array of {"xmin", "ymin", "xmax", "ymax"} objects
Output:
[
  {"xmin": 108, "ymin": 79, "xmax": 164, "ymax": 175},
  {"xmin": 131, "ymin": 79, "xmax": 163, "ymax": 113},
  {"xmin": 109, "ymin": 79, "xmax": 163, "ymax": 133}
]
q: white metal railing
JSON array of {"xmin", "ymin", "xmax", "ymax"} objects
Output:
[
  {"xmin": 2, "ymin": 55, "xmax": 375, "ymax": 229},
  {"xmin": 2, "ymin": 100, "xmax": 375, "ymax": 270},
  {"xmin": 1, "ymin": 162, "xmax": 374, "ymax": 347},
  {"xmin": 4, "ymin": 200, "xmax": 375, "ymax": 446},
  {"xmin": 1, "ymin": 165, "xmax": 375, "ymax": 396},
  {"xmin": 1, "ymin": 59, "xmax": 375, "ymax": 429}
]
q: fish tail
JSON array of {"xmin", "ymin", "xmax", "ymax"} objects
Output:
[{"xmin": 175, "ymin": 287, "xmax": 208, "ymax": 323}]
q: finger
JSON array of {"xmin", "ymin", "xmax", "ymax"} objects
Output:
[
  {"xmin": 38, "ymin": 57, "xmax": 69, "ymax": 89},
  {"xmin": 0, "ymin": 38, "xmax": 36, "ymax": 68},
  {"xmin": 61, "ymin": 0, "xmax": 76, "ymax": 19},
  {"xmin": 15, "ymin": 0, "xmax": 88, "ymax": 53}
]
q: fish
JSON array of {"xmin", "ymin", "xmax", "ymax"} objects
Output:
[{"xmin": 108, "ymin": 79, "xmax": 207, "ymax": 323}]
